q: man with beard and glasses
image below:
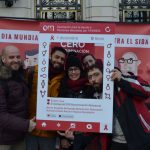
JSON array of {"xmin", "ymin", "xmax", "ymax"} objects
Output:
[
  {"xmin": 26, "ymin": 46, "xmax": 67, "ymax": 150},
  {"xmin": 0, "ymin": 45, "xmax": 36, "ymax": 150}
]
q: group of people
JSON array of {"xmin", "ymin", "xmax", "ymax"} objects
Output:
[{"xmin": 0, "ymin": 45, "xmax": 150, "ymax": 150}]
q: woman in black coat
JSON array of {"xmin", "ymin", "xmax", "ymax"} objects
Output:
[
  {"xmin": 58, "ymin": 54, "xmax": 94, "ymax": 150},
  {"xmin": 59, "ymin": 54, "xmax": 88, "ymax": 99}
]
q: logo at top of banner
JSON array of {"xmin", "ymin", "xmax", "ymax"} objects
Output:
[
  {"xmin": 43, "ymin": 25, "xmax": 55, "ymax": 32},
  {"xmin": 105, "ymin": 26, "xmax": 111, "ymax": 33}
]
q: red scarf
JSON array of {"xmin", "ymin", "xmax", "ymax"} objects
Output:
[{"xmin": 67, "ymin": 78, "xmax": 87, "ymax": 92}]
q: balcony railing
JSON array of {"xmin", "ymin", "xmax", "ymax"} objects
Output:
[
  {"xmin": 35, "ymin": 0, "xmax": 82, "ymax": 20},
  {"xmin": 119, "ymin": 0, "xmax": 150, "ymax": 22}
]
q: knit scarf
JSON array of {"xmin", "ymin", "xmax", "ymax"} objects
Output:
[{"xmin": 67, "ymin": 78, "xmax": 87, "ymax": 92}]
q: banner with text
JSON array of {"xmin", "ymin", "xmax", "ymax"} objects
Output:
[
  {"xmin": 36, "ymin": 22, "xmax": 115, "ymax": 133},
  {"xmin": 0, "ymin": 19, "xmax": 39, "ymax": 68}
]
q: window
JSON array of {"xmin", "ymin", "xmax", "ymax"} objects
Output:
[
  {"xmin": 35, "ymin": 0, "xmax": 82, "ymax": 20},
  {"xmin": 119, "ymin": 0, "xmax": 150, "ymax": 22}
]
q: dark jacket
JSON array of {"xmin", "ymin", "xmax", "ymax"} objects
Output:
[
  {"xmin": 59, "ymin": 84, "xmax": 89, "ymax": 99},
  {"xmin": 114, "ymin": 75, "xmax": 150, "ymax": 150},
  {"xmin": 59, "ymin": 75, "xmax": 89, "ymax": 99},
  {"xmin": 59, "ymin": 78, "xmax": 108, "ymax": 150},
  {"xmin": 0, "ymin": 60, "xmax": 29, "ymax": 144}
]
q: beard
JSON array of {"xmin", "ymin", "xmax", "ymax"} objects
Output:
[
  {"xmin": 52, "ymin": 63, "xmax": 64, "ymax": 72},
  {"xmin": 49, "ymin": 60, "xmax": 64, "ymax": 79},
  {"xmin": 51, "ymin": 60, "xmax": 64, "ymax": 71},
  {"xmin": 8, "ymin": 62, "xmax": 21, "ymax": 71},
  {"xmin": 93, "ymin": 83, "xmax": 103, "ymax": 93}
]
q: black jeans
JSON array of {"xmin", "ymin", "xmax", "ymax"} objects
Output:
[
  {"xmin": 111, "ymin": 141, "xmax": 129, "ymax": 150},
  {"xmin": 73, "ymin": 134, "xmax": 97, "ymax": 150}
]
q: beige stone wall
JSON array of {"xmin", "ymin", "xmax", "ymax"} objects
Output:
[
  {"xmin": 0, "ymin": 0, "xmax": 119, "ymax": 21},
  {"xmin": 82, "ymin": 0, "xmax": 119, "ymax": 22},
  {"xmin": 0, "ymin": 0, "xmax": 34, "ymax": 18}
]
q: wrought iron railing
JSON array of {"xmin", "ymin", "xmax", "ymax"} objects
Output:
[
  {"xmin": 35, "ymin": 0, "xmax": 82, "ymax": 20},
  {"xmin": 119, "ymin": 0, "xmax": 150, "ymax": 22}
]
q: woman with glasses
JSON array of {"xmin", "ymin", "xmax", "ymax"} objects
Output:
[
  {"xmin": 58, "ymin": 54, "xmax": 108, "ymax": 150},
  {"xmin": 58, "ymin": 54, "xmax": 93, "ymax": 150},
  {"xmin": 59, "ymin": 54, "xmax": 87, "ymax": 99}
]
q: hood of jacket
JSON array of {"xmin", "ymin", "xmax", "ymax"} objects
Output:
[{"xmin": 0, "ymin": 58, "xmax": 12, "ymax": 80}]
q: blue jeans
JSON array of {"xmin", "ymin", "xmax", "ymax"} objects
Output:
[{"xmin": 26, "ymin": 134, "xmax": 56, "ymax": 150}]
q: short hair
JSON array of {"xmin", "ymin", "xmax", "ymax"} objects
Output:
[
  {"xmin": 1, "ymin": 45, "xmax": 19, "ymax": 56},
  {"xmin": 87, "ymin": 64, "xmax": 103, "ymax": 75},
  {"xmin": 1, "ymin": 47, "xmax": 7, "ymax": 56},
  {"xmin": 25, "ymin": 49, "xmax": 38, "ymax": 56},
  {"xmin": 51, "ymin": 46, "xmax": 67, "ymax": 56},
  {"xmin": 81, "ymin": 53, "xmax": 96, "ymax": 63}
]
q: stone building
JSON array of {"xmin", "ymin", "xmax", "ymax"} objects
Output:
[{"xmin": 0, "ymin": 0, "xmax": 149, "ymax": 22}]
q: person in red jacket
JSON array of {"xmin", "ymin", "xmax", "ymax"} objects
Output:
[{"xmin": 87, "ymin": 64, "xmax": 150, "ymax": 150}]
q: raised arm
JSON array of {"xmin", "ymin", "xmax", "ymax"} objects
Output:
[{"xmin": 111, "ymin": 69, "xmax": 150, "ymax": 99}]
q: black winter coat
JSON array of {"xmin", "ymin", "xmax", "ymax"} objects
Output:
[{"xmin": 0, "ymin": 60, "xmax": 29, "ymax": 144}]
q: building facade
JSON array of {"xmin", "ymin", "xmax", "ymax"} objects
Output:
[
  {"xmin": 0, "ymin": 0, "xmax": 149, "ymax": 22},
  {"xmin": 0, "ymin": 0, "xmax": 119, "ymax": 21},
  {"xmin": 0, "ymin": 0, "xmax": 34, "ymax": 18},
  {"xmin": 82, "ymin": 0, "xmax": 119, "ymax": 21}
]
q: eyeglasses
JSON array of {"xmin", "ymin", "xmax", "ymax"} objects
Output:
[
  {"xmin": 118, "ymin": 58, "xmax": 138, "ymax": 64},
  {"xmin": 68, "ymin": 67, "xmax": 80, "ymax": 73}
]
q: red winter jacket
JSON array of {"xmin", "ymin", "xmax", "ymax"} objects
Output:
[{"xmin": 114, "ymin": 74, "xmax": 150, "ymax": 150}]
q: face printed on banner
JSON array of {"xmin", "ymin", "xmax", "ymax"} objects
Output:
[
  {"xmin": 24, "ymin": 50, "xmax": 38, "ymax": 68},
  {"xmin": 51, "ymin": 50, "xmax": 66, "ymax": 69},
  {"xmin": 2, "ymin": 45, "xmax": 22, "ymax": 71},
  {"xmin": 118, "ymin": 52, "xmax": 141, "ymax": 75},
  {"xmin": 88, "ymin": 68, "xmax": 103, "ymax": 88},
  {"xmin": 83, "ymin": 55, "xmax": 96, "ymax": 69},
  {"xmin": 68, "ymin": 66, "xmax": 81, "ymax": 81}
]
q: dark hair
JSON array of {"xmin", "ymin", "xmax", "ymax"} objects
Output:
[
  {"xmin": 65, "ymin": 55, "xmax": 83, "ymax": 71},
  {"xmin": 25, "ymin": 49, "xmax": 38, "ymax": 56},
  {"xmin": 87, "ymin": 64, "xmax": 103, "ymax": 74},
  {"xmin": 51, "ymin": 46, "xmax": 67, "ymax": 56},
  {"xmin": 81, "ymin": 53, "xmax": 96, "ymax": 63}
]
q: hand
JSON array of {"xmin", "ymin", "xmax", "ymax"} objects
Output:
[
  {"xmin": 57, "ymin": 128, "xmax": 74, "ymax": 140},
  {"xmin": 111, "ymin": 69, "xmax": 122, "ymax": 81},
  {"xmin": 61, "ymin": 138, "xmax": 72, "ymax": 149},
  {"xmin": 28, "ymin": 117, "xmax": 36, "ymax": 132}
]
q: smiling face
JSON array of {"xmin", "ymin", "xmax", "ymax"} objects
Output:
[
  {"xmin": 118, "ymin": 52, "xmax": 140, "ymax": 75},
  {"xmin": 68, "ymin": 66, "xmax": 81, "ymax": 81},
  {"xmin": 83, "ymin": 55, "xmax": 96, "ymax": 70},
  {"xmin": 51, "ymin": 50, "xmax": 66, "ymax": 69},
  {"xmin": 2, "ymin": 46, "xmax": 21, "ymax": 71}
]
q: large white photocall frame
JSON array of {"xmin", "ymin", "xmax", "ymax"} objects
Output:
[{"xmin": 37, "ymin": 24, "xmax": 115, "ymax": 133}]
